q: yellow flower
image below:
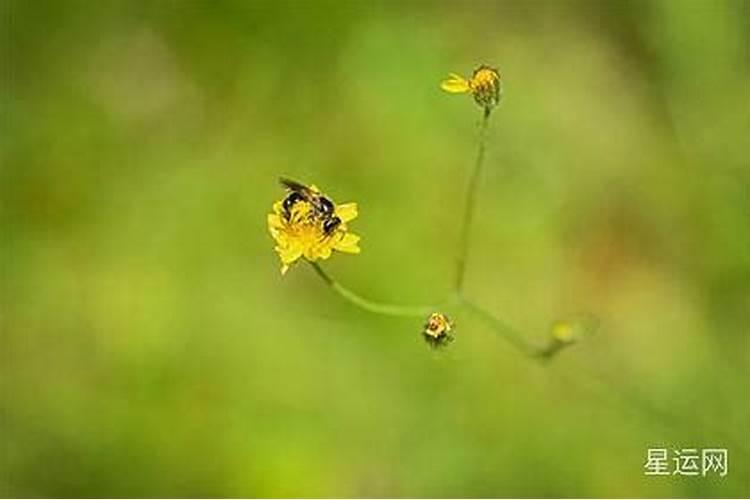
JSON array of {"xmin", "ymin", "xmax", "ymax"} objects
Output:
[
  {"xmin": 423, "ymin": 312, "xmax": 454, "ymax": 347},
  {"xmin": 441, "ymin": 65, "xmax": 502, "ymax": 110},
  {"xmin": 550, "ymin": 314, "xmax": 600, "ymax": 346},
  {"xmin": 267, "ymin": 183, "xmax": 360, "ymax": 275},
  {"xmin": 551, "ymin": 320, "xmax": 576, "ymax": 344}
]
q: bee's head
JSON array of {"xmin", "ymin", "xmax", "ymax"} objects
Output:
[{"xmin": 322, "ymin": 216, "xmax": 342, "ymax": 235}]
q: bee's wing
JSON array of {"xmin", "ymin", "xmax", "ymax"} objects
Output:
[
  {"xmin": 279, "ymin": 177, "xmax": 308, "ymax": 192},
  {"xmin": 279, "ymin": 177, "xmax": 320, "ymax": 201}
]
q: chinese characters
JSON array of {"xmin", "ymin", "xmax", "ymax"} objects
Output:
[{"xmin": 644, "ymin": 448, "xmax": 728, "ymax": 476}]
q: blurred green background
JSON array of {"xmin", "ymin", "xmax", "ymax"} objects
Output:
[{"xmin": 2, "ymin": 0, "xmax": 749, "ymax": 497}]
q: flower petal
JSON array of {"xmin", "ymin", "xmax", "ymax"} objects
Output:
[
  {"xmin": 440, "ymin": 74, "xmax": 470, "ymax": 93},
  {"xmin": 268, "ymin": 214, "xmax": 286, "ymax": 242},
  {"xmin": 334, "ymin": 233, "xmax": 361, "ymax": 254},
  {"xmin": 268, "ymin": 213, "xmax": 283, "ymax": 229},
  {"xmin": 335, "ymin": 203, "xmax": 358, "ymax": 223},
  {"xmin": 316, "ymin": 245, "xmax": 332, "ymax": 260},
  {"xmin": 277, "ymin": 243, "xmax": 304, "ymax": 265}
]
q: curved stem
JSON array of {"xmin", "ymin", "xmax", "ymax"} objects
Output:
[
  {"xmin": 455, "ymin": 107, "xmax": 491, "ymax": 292},
  {"xmin": 309, "ymin": 261, "xmax": 442, "ymax": 318},
  {"xmin": 460, "ymin": 297, "xmax": 540, "ymax": 358}
]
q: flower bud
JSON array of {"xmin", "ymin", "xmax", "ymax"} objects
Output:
[{"xmin": 423, "ymin": 312, "xmax": 454, "ymax": 348}]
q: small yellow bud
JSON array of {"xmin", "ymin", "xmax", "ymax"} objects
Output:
[
  {"xmin": 551, "ymin": 321, "xmax": 576, "ymax": 344},
  {"xmin": 468, "ymin": 65, "xmax": 502, "ymax": 110},
  {"xmin": 423, "ymin": 312, "xmax": 454, "ymax": 348},
  {"xmin": 441, "ymin": 65, "xmax": 503, "ymax": 112}
]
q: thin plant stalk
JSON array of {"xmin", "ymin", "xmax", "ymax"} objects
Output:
[
  {"xmin": 460, "ymin": 297, "xmax": 538, "ymax": 356},
  {"xmin": 455, "ymin": 107, "xmax": 491, "ymax": 293},
  {"xmin": 309, "ymin": 261, "xmax": 442, "ymax": 318}
]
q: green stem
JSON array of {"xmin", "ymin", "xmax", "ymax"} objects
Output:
[
  {"xmin": 455, "ymin": 107, "xmax": 491, "ymax": 292},
  {"xmin": 309, "ymin": 261, "xmax": 441, "ymax": 318},
  {"xmin": 460, "ymin": 297, "xmax": 540, "ymax": 357}
]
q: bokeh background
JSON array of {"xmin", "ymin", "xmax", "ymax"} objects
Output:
[{"xmin": 2, "ymin": 0, "xmax": 749, "ymax": 497}]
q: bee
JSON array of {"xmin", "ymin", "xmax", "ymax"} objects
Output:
[{"xmin": 279, "ymin": 177, "xmax": 342, "ymax": 236}]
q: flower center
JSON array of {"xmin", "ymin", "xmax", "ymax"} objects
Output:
[
  {"xmin": 285, "ymin": 201, "xmax": 339, "ymax": 242},
  {"xmin": 471, "ymin": 68, "xmax": 499, "ymax": 90}
]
